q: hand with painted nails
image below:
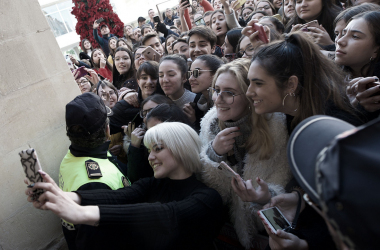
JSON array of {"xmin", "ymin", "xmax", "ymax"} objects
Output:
[
  {"xmin": 263, "ymin": 191, "xmax": 305, "ymax": 223},
  {"xmin": 231, "ymin": 176, "xmax": 271, "ymax": 205},
  {"xmin": 25, "ymin": 170, "xmax": 99, "ymax": 226},
  {"xmin": 347, "ymin": 76, "xmax": 380, "ymax": 112},
  {"xmin": 212, "ymin": 127, "xmax": 241, "ymax": 156}
]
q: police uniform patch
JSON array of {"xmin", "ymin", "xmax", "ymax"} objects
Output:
[
  {"xmin": 121, "ymin": 176, "xmax": 130, "ymax": 187},
  {"xmin": 85, "ymin": 159, "xmax": 102, "ymax": 179}
]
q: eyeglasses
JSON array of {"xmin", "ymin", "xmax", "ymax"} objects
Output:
[
  {"xmin": 237, "ymin": 45, "xmax": 255, "ymax": 58},
  {"xmin": 187, "ymin": 69, "xmax": 213, "ymax": 79},
  {"xmin": 257, "ymin": 5, "xmax": 271, "ymax": 10},
  {"xmin": 79, "ymin": 79, "xmax": 90, "ymax": 85},
  {"xmin": 212, "ymin": 87, "xmax": 245, "ymax": 104},
  {"xmin": 139, "ymin": 108, "xmax": 154, "ymax": 118},
  {"xmin": 243, "ymin": 11, "xmax": 252, "ymax": 18},
  {"xmin": 224, "ymin": 53, "xmax": 237, "ymax": 62}
]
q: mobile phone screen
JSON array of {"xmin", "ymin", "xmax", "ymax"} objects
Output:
[{"xmin": 261, "ymin": 207, "xmax": 290, "ymax": 230}]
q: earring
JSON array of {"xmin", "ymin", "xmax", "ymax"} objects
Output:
[
  {"xmin": 370, "ymin": 57, "xmax": 374, "ymax": 61},
  {"xmin": 282, "ymin": 93, "xmax": 289, "ymax": 106}
]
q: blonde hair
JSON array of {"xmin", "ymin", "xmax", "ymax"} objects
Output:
[
  {"xmin": 143, "ymin": 122, "xmax": 202, "ymax": 173},
  {"xmin": 211, "ymin": 59, "xmax": 274, "ymax": 160}
]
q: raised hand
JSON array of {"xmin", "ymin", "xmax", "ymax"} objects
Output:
[
  {"xmin": 24, "ymin": 171, "xmax": 92, "ymax": 225},
  {"xmin": 183, "ymin": 103, "xmax": 196, "ymax": 124},
  {"xmin": 212, "ymin": 127, "xmax": 241, "ymax": 156},
  {"xmin": 306, "ymin": 26, "xmax": 334, "ymax": 46},
  {"xmin": 84, "ymin": 68, "xmax": 100, "ymax": 85},
  {"xmin": 232, "ymin": 176, "xmax": 271, "ymax": 205},
  {"xmin": 93, "ymin": 20, "xmax": 100, "ymax": 29},
  {"xmin": 242, "ymin": 19, "xmax": 270, "ymax": 49},
  {"xmin": 130, "ymin": 127, "xmax": 146, "ymax": 148}
]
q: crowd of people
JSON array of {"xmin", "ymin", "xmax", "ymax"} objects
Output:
[{"xmin": 26, "ymin": 0, "xmax": 380, "ymax": 249}]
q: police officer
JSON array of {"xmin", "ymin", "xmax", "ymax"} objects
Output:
[{"xmin": 60, "ymin": 92, "xmax": 129, "ymax": 250}]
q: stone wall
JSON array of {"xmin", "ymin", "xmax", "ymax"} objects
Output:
[{"xmin": 0, "ymin": 0, "xmax": 80, "ymax": 249}]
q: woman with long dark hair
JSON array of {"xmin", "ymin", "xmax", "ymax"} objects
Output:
[
  {"xmin": 90, "ymin": 48, "xmax": 113, "ymax": 82},
  {"xmin": 112, "ymin": 47, "xmax": 136, "ymax": 90}
]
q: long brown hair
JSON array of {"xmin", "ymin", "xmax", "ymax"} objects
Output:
[
  {"xmin": 90, "ymin": 48, "xmax": 112, "ymax": 72},
  {"xmin": 112, "ymin": 46, "xmax": 135, "ymax": 89},
  {"xmin": 251, "ymin": 32, "xmax": 356, "ymax": 130},
  {"xmin": 80, "ymin": 38, "xmax": 93, "ymax": 53}
]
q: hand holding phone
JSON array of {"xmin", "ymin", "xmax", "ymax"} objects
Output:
[
  {"xmin": 96, "ymin": 17, "xmax": 105, "ymax": 24},
  {"xmin": 301, "ymin": 20, "xmax": 319, "ymax": 31},
  {"xmin": 258, "ymin": 206, "xmax": 292, "ymax": 234},
  {"xmin": 153, "ymin": 15, "xmax": 161, "ymax": 24},
  {"xmin": 142, "ymin": 46, "xmax": 161, "ymax": 62},
  {"xmin": 234, "ymin": 0, "xmax": 247, "ymax": 9},
  {"xmin": 218, "ymin": 161, "xmax": 240, "ymax": 179},
  {"xmin": 252, "ymin": 23, "xmax": 269, "ymax": 44},
  {"xmin": 74, "ymin": 66, "xmax": 89, "ymax": 80},
  {"xmin": 20, "ymin": 148, "xmax": 45, "ymax": 200}
]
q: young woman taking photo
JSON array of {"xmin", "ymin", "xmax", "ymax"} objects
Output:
[
  {"xmin": 25, "ymin": 122, "xmax": 224, "ymax": 249},
  {"xmin": 90, "ymin": 48, "xmax": 113, "ymax": 82},
  {"xmin": 126, "ymin": 101, "xmax": 191, "ymax": 183}
]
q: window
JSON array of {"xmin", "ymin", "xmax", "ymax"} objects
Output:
[{"xmin": 42, "ymin": 1, "xmax": 76, "ymax": 38}]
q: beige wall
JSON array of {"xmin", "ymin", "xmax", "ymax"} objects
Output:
[{"xmin": 0, "ymin": 0, "xmax": 80, "ymax": 249}]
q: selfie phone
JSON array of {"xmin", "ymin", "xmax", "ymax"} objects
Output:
[
  {"xmin": 181, "ymin": 0, "xmax": 190, "ymax": 6},
  {"xmin": 74, "ymin": 66, "xmax": 89, "ymax": 80},
  {"xmin": 301, "ymin": 20, "xmax": 319, "ymax": 31},
  {"xmin": 153, "ymin": 15, "xmax": 161, "ymax": 23},
  {"xmin": 252, "ymin": 23, "xmax": 269, "ymax": 44},
  {"xmin": 194, "ymin": 17, "xmax": 206, "ymax": 26},
  {"xmin": 258, "ymin": 207, "xmax": 292, "ymax": 234},
  {"xmin": 96, "ymin": 17, "xmax": 104, "ymax": 24},
  {"xmin": 142, "ymin": 46, "xmax": 161, "ymax": 62},
  {"xmin": 19, "ymin": 148, "xmax": 45, "ymax": 200},
  {"xmin": 235, "ymin": 0, "xmax": 247, "ymax": 9}
]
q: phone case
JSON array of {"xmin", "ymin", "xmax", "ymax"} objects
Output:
[
  {"xmin": 235, "ymin": 0, "xmax": 247, "ymax": 9},
  {"xmin": 142, "ymin": 47, "xmax": 160, "ymax": 62},
  {"xmin": 96, "ymin": 18, "xmax": 104, "ymax": 24},
  {"xmin": 218, "ymin": 161, "xmax": 238, "ymax": 179},
  {"xmin": 75, "ymin": 66, "xmax": 88, "ymax": 80},
  {"xmin": 258, "ymin": 207, "xmax": 291, "ymax": 234},
  {"xmin": 253, "ymin": 23, "xmax": 269, "ymax": 44},
  {"xmin": 302, "ymin": 20, "xmax": 319, "ymax": 29},
  {"xmin": 19, "ymin": 148, "xmax": 45, "ymax": 200}
]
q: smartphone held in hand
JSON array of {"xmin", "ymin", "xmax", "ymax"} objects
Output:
[
  {"xmin": 75, "ymin": 66, "xmax": 89, "ymax": 80},
  {"xmin": 19, "ymin": 148, "xmax": 45, "ymax": 200},
  {"xmin": 96, "ymin": 17, "xmax": 105, "ymax": 24},
  {"xmin": 142, "ymin": 46, "xmax": 161, "ymax": 62},
  {"xmin": 258, "ymin": 206, "xmax": 292, "ymax": 234},
  {"xmin": 252, "ymin": 23, "xmax": 269, "ymax": 44}
]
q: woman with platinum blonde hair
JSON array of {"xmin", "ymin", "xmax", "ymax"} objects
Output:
[
  {"xmin": 25, "ymin": 122, "xmax": 224, "ymax": 249},
  {"xmin": 199, "ymin": 59, "xmax": 291, "ymax": 249}
]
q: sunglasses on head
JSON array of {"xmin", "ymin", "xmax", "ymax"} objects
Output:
[{"xmin": 187, "ymin": 69, "xmax": 213, "ymax": 79}]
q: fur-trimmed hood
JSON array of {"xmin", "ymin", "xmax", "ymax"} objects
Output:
[{"xmin": 199, "ymin": 107, "xmax": 292, "ymax": 249}]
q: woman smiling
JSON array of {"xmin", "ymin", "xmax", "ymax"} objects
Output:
[
  {"xmin": 26, "ymin": 122, "xmax": 223, "ymax": 249},
  {"xmin": 200, "ymin": 59, "xmax": 290, "ymax": 249},
  {"xmin": 112, "ymin": 47, "xmax": 136, "ymax": 90}
]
